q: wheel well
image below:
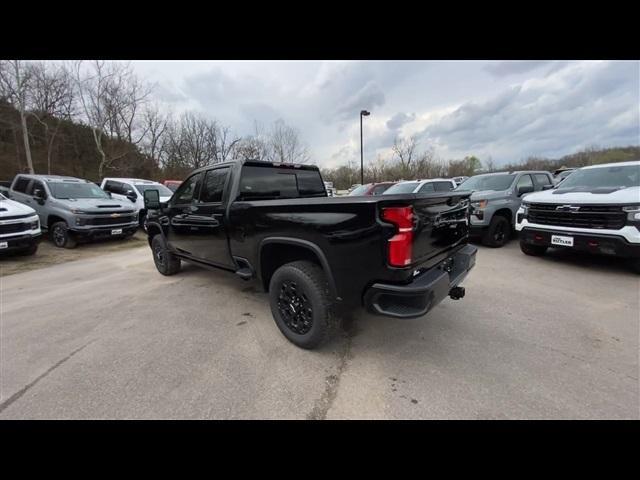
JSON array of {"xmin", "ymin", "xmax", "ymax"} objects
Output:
[
  {"xmin": 260, "ymin": 243, "xmax": 323, "ymax": 292},
  {"xmin": 146, "ymin": 224, "xmax": 162, "ymax": 247},
  {"xmin": 47, "ymin": 215, "xmax": 66, "ymax": 230},
  {"xmin": 494, "ymin": 208, "xmax": 513, "ymax": 226}
]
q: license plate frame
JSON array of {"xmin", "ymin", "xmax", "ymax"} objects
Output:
[{"xmin": 551, "ymin": 234, "xmax": 574, "ymax": 247}]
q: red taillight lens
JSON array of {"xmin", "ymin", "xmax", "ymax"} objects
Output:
[{"xmin": 382, "ymin": 206, "xmax": 413, "ymax": 267}]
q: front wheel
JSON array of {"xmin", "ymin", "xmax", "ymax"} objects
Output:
[
  {"xmin": 631, "ymin": 258, "xmax": 640, "ymax": 274},
  {"xmin": 50, "ymin": 221, "xmax": 77, "ymax": 249},
  {"xmin": 482, "ymin": 215, "xmax": 511, "ymax": 248},
  {"xmin": 268, "ymin": 261, "xmax": 334, "ymax": 349},
  {"xmin": 151, "ymin": 234, "xmax": 181, "ymax": 275}
]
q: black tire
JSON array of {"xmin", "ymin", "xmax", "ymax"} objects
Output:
[
  {"xmin": 631, "ymin": 258, "xmax": 640, "ymax": 274},
  {"xmin": 19, "ymin": 242, "xmax": 38, "ymax": 256},
  {"xmin": 50, "ymin": 221, "xmax": 77, "ymax": 249},
  {"xmin": 151, "ymin": 234, "xmax": 181, "ymax": 275},
  {"xmin": 520, "ymin": 240, "xmax": 548, "ymax": 256},
  {"xmin": 268, "ymin": 260, "xmax": 334, "ymax": 349},
  {"xmin": 482, "ymin": 215, "xmax": 511, "ymax": 248}
]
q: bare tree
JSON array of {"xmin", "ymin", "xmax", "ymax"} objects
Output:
[
  {"xmin": 268, "ymin": 119, "xmax": 310, "ymax": 163},
  {"xmin": 391, "ymin": 135, "xmax": 418, "ymax": 172},
  {"xmin": 27, "ymin": 62, "xmax": 75, "ymax": 174},
  {"xmin": 213, "ymin": 124, "xmax": 241, "ymax": 163},
  {"xmin": 72, "ymin": 60, "xmax": 153, "ymax": 178},
  {"xmin": 234, "ymin": 121, "xmax": 272, "ymax": 162},
  {"xmin": 0, "ymin": 60, "xmax": 35, "ymax": 173},
  {"xmin": 141, "ymin": 104, "xmax": 170, "ymax": 166}
]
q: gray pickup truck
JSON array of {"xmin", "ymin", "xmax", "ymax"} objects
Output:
[
  {"xmin": 9, "ymin": 174, "xmax": 139, "ymax": 248},
  {"xmin": 457, "ymin": 171, "xmax": 554, "ymax": 247}
]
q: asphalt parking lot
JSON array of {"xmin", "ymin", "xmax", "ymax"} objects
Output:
[{"xmin": 0, "ymin": 239, "xmax": 638, "ymax": 419}]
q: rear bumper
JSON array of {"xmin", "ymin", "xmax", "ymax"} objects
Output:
[
  {"xmin": 0, "ymin": 233, "xmax": 41, "ymax": 252},
  {"xmin": 363, "ymin": 244, "xmax": 477, "ymax": 319},
  {"xmin": 520, "ymin": 227, "xmax": 640, "ymax": 258}
]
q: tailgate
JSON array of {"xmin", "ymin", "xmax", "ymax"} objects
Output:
[{"xmin": 411, "ymin": 192, "xmax": 471, "ymax": 265}]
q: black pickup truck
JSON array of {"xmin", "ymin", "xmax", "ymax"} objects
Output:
[{"xmin": 143, "ymin": 160, "xmax": 477, "ymax": 349}]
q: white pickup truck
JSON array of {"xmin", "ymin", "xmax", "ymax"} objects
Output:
[
  {"xmin": 516, "ymin": 161, "xmax": 640, "ymax": 273},
  {"xmin": 0, "ymin": 192, "xmax": 41, "ymax": 255}
]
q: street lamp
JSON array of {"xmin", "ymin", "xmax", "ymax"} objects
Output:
[{"xmin": 360, "ymin": 110, "xmax": 370, "ymax": 185}]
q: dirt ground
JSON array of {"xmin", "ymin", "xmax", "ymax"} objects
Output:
[{"xmin": 0, "ymin": 230, "xmax": 148, "ymax": 277}]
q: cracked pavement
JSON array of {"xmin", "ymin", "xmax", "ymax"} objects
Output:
[{"xmin": 0, "ymin": 240, "xmax": 638, "ymax": 419}]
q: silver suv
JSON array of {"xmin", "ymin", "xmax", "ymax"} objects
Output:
[
  {"xmin": 9, "ymin": 174, "xmax": 138, "ymax": 248},
  {"xmin": 457, "ymin": 171, "xmax": 554, "ymax": 247}
]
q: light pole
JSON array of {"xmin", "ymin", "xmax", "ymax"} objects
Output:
[{"xmin": 360, "ymin": 110, "xmax": 370, "ymax": 185}]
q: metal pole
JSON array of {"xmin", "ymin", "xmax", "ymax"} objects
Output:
[{"xmin": 360, "ymin": 113, "xmax": 364, "ymax": 185}]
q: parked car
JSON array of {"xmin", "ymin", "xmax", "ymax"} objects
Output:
[
  {"xmin": 348, "ymin": 182, "xmax": 395, "ymax": 196},
  {"xmin": 324, "ymin": 181, "xmax": 336, "ymax": 197},
  {"xmin": 516, "ymin": 161, "xmax": 640, "ymax": 273},
  {"xmin": 452, "ymin": 176, "xmax": 469, "ymax": 186},
  {"xmin": 383, "ymin": 178, "xmax": 456, "ymax": 195},
  {"xmin": 457, "ymin": 171, "xmax": 554, "ymax": 247},
  {"xmin": 554, "ymin": 168, "xmax": 575, "ymax": 185},
  {"xmin": 9, "ymin": 174, "xmax": 138, "ymax": 248},
  {"xmin": 163, "ymin": 180, "xmax": 182, "ymax": 192},
  {"xmin": 0, "ymin": 192, "xmax": 41, "ymax": 255},
  {"xmin": 142, "ymin": 160, "xmax": 477, "ymax": 349},
  {"xmin": 101, "ymin": 178, "xmax": 174, "ymax": 228}
]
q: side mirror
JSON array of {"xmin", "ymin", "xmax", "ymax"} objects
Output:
[
  {"xmin": 517, "ymin": 185, "xmax": 534, "ymax": 196},
  {"xmin": 143, "ymin": 189, "xmax": 160, "ymax": 210},
  {"xmin": 33, "ymin": 188, "xmax": 45, "ymax": 200},
  {"xmin": 126, "ymin": 189, "xmax": 138, "ymax": 201}
]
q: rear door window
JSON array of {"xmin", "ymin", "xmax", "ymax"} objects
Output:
[
  {"xmin": 434, "ymin": 181, "xmax": 454, "ymax": 192},
  {"xmin": 533, "ymin": 173, "xmax": 553, "ymax": 190},
  {"xmin": 419, "ymin": 182, "xmax": 435, "ymax": 193},
  {"xmin": 516, "ymin": 174, "xmax": 534, "ymax": 190},
  {"xmin": 371, "ymin": 184, "xmax": 391, "ymax": 195}
]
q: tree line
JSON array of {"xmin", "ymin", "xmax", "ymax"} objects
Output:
[
  {"xmin": 1, "ymin": 60, "xmax": 637, "ymax": 187},
  {"xmin": 0, "ymin": 60, "xmax": 310, "ymax": 182},
  {"xmin": 321, "ymin": 134, "xmax": 639, "ymax": 190}
]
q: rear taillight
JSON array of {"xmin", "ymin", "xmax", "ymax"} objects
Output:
[{"xmin": 382, "ymin": 206, "xmax": 414, "ymax": 267}]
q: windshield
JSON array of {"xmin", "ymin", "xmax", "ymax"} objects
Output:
[
  {"xmin": 348, "ymin": 184, "xmax": 370, "ymax": 196},
  {"xmin": 558, "ymin": 164, "xmax": 640, "ymax": 189},
  {"xmin": 135, "ymin": 183, "xmax": 174, "ymax": 197},
  {"xmin": 384, "ymin": 182, "xmax": 419, "ymax": 194},
  {"xmin": 458, "ymin": 174, "xmax": 516, "ymax": 192},
  {"xmin": 50, "ymin": 182, "xmax": 109, "ymax": 199}
]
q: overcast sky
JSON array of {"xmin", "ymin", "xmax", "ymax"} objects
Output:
[{"xmin": 130, "ymin": 60, "xmax": 639, "ymax": 168}]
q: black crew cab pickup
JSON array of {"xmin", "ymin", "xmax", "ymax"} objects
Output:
[{"xmin": 143, "ymin": 160, "xmax": 477, "ymax": 349}]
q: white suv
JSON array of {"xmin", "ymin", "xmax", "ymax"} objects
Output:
[
  {"xmin": 100, "ymin": 178, "xmax": 174, "ymax": 228},
  {"xmin": 516, "ymin": 161, "xmax": 640, "ymax": 273}
]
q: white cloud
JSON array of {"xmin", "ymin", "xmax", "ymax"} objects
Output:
[{"xmin": 130, "ymin": 60, "xmax": 640, "ymax": 168}]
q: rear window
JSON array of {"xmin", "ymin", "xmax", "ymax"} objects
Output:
[
  {"xmin": 384, "ymin": 182, "xmax": 419, "ymax": 194},
  {"xmin": 238, "ymin": 166, "xmax": 326, "ymax": 200}
]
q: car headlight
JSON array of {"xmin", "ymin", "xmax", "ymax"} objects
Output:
[
  {"xmin": 521, "ymin": 201, "xmax": 530, "ymax": 215},
  {"xmin": 70, "ymin": 208, "xmax": 85, "ymax": 214},
  {"xmin": 622, "ymin": 205, "xmax": 640, "ymax": 222},
  {"xmin": 471, "ymin": 200, "xmax": 488, "ymax": 209},
  {"xmin": 29, "ymin": 216, "xmax": 39, "ymax": 229}
]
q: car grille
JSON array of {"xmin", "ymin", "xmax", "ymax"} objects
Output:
[
  {"xmin": 87, "ymin": 215, "xmax": 135, "ymax": 226},
  {"xmin": 0, "ymin": 222, "xmax": 29, "ymax": 234},
  {"xmin": 528, "ymin": 203, "xmax": 626, "ymax": 230}
]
